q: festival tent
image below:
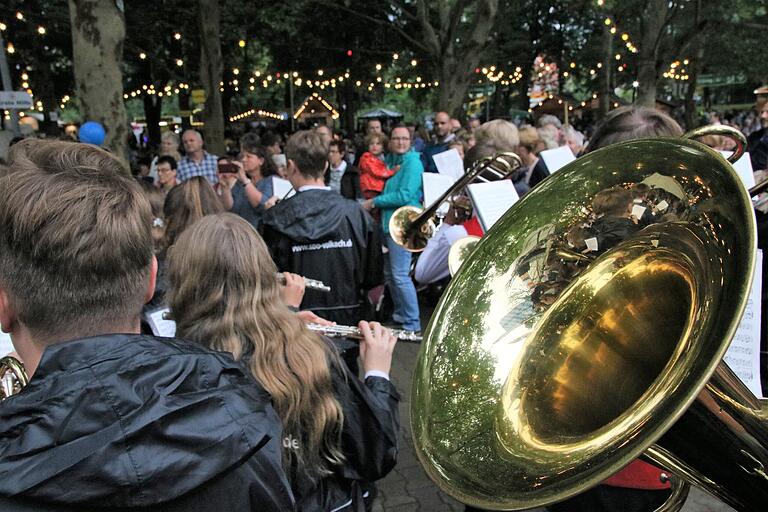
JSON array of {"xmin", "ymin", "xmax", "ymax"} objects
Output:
[{"xmin": 358, "ymin": 108, "xmax": 403, "ymax": 119}]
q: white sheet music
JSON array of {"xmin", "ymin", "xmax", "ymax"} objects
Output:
[
  {"xmin": 631, "ymin": 204, "xmax": 647, "ymax": 220},
  {"xmin": 145, "ymin": 307, "xmax": 177, "ymax": 338},
  {"xmin": 422, "ymin": 173, "xmax": 457, "ymax": 215},
  {"xmin": 724, "ymin": 249, "xmax": 763, "ymax": 398},
  {"xmin": 720, "ymin": 150, "xmax": 755, "ymax": 191},
  {"xmin": 539, "ymin": 146, "xmax": 576, "ymax": 174},
  {"xmin": 0, "ymin": 331, "xmax": 14, "ymax": 357},
  {"xmin": 432, "ymin": 149, "xmax": 465, "ymax": 180},
  {"xmin": 272, "ymin": 176, "xmax": 295, "ymax": 200},
  {"xmin": 271, "ymin": 154, "xmax": 287, "ymax": 168},
  {"xmin": 466, "ymin": 180, "xmax": 520, "ymax": 232}
]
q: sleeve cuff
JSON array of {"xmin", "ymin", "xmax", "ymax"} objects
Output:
[{"xmin": 364, "ymin": 370, "xmax": 390, "ymax": 381}]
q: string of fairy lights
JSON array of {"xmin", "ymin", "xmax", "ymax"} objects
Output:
[
  {"xmin": 1, "ymin": 2, "xmax": 698, "ymax": 122},
  {"xmin": 229, "ymin": 108, "xmax": 284, "ymax": 122}
]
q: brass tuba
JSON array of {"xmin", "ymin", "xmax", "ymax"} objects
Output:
[
  {"xmin": 411, "ymin": 127, "xmax": 767, "ymax": 511},
  {"xmin": 1, "ymin": 356, "xmax": 28, "ymax": 400}
]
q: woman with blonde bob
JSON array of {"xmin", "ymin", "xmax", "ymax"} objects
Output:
[{"xmin": 166, "ymin": 213, "xmax": 400, "ymax": 511}]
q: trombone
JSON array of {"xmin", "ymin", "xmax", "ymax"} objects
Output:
[{"xmin": 389, "ymin": 152, "xmax": 523, "ymax": 252}]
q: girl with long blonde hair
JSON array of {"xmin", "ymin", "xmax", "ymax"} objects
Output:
[{"xmin": 166, "ymin": 213, "xmax": 399, "ymax": 511}]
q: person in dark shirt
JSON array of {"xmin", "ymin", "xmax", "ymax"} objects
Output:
[
  {"xmin": 0, "ymin": 139, "xmax": 293, "ymax": 511},
  {"xmin": 747, "ymin": 100, "xmax": 768, "ymax": 172},
  {"xmin": 263, "ymin": 130, "xmax": 383, "ymax": 373},
  {"xmin": 584, "ymin": 187, "xmax": 641, "ymax": 255},
  {"xmin": 167, "ymin": 213, "xmax": 399, "ymax": 511},
  {"xmin": 325, "ymin": 139, "xmax": 362, "ymax": 200}
]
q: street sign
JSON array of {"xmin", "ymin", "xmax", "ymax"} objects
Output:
[
  {"xmin": 191, "ymin": 89, "xmax": 206, "ymax": 105},
  {"xmin": 698, "ymin": 73, "xmax": 747, "ymax": 88},
  {"xmin": 0, "ymin": 91, "xmax": 33, "ymax": 109}
]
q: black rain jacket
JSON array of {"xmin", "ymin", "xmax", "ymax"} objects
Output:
[
  {"xmin": 262, "ymin": 189, "xmax": 383, "ymax": 326},
  {"xmin": 284, "ymin": 344, "xmax": 400, "ymax": 511},
  {"xmin": 587, "ymin": 216, "xmax": 641, "ymax": 255},
  {"xmin": 0, "ymin": 334, "xmax": 294, "ymax": 511}
]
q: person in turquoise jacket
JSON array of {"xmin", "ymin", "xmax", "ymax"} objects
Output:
[{"xmin": 363, "ymin": 126, "xmax": 423, "ymax": 332}]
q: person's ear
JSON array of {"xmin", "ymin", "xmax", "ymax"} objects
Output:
[
  {"xmin": 144, "ymin": 256, "xmax": 158, "ymax": 304},
  {"xmin": 0, "ymin": 289, "xmax": 18, "ymax": 334}
]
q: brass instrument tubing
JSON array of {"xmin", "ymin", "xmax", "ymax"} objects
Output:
[{"xmin": 403, "ymin": 154, "xmax": 520, "ymax": 239}]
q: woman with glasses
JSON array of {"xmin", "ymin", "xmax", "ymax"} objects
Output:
[{"xmin": 362, "ymin": 125, "xmax": 423, "ymax": 334}]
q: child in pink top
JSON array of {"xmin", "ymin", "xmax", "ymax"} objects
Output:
[{"xmin": 359, "ymin": 133, "xmax": 398, "ymax": 200}]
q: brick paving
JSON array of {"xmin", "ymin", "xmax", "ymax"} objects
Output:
[
  {"xmin": 371, "ymin": 339, "xmax": 464, "ymax": 512},
  {"xmin": 371, "ymin": 319, "xmax": 739, "ymax": 512}
]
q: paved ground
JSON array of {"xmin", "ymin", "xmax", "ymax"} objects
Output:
[{"xmin": 370, "ymin": 314, "xmax": 738, "ymax": 512}]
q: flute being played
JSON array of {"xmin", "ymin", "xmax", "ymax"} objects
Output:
[
  {"xmin": 306, "ymin": 323, "xmax": 422, "ymax": 343},
  {"xmin": 276, "ymin": 273, "xmax": 331, "ymax": 292}
]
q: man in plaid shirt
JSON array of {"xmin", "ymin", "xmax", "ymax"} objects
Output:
[{"xmin": 177, "ymin": 130, "xmax": 219, "ymax": 184}]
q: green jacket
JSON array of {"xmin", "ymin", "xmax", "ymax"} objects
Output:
[{"xmin": 374, "ymin": 150, "xmax": 424, "ymax": 233}]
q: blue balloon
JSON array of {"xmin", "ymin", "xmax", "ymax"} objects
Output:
[{"xmin": 79, "ymin": 121, "xmax": 106, "ymax": 146}]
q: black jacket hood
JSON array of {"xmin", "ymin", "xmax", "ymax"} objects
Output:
[
  {"xmin": 263, "ymin": 189, "xmax": 358, "ymax": 243},
  {"xmin": 261, "ymin": 189, "xmax": 383, "ymax": 326},
  {"xmin": 0, "ymin": 334, "xmax": 290, "ymax": 509}
]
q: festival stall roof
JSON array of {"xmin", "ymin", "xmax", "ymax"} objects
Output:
[
  {"xmin": 293, "ymin": 92, "xmax": 339, "ymax": 123},
  {"xmin": 229, "ymin": 108, "xmax": 286, "ymax": 123},
  {"xmin": 531, "ymin": 93, "xmax": 581, "ymax": 117},
  {"xmin": 358, "ymin": 108, "xmax": 403, "ymax": 119}
]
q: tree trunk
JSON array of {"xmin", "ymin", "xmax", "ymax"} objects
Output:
[
  {"xmin": 68, "ymin": 0, "xmax": 129, "ymax": 170},
  {"xmin": 178, "ymin": 91, "xmax": 191, "ymax": 131},
  {"xmin": 418, "ymin": 0, "xmax": 498, "ymax": 119},
  {"xmin": 515, "ymin": 53, "xmax": 535, "ymax": 112},
  {"xmin": 143, "ymin": 94, "xmax": 162, "ymax": 150},
  {"xmin": 437, "ymin": 54, "xmax": 476, "ymax": 119},
  {"xmin": 342, "ymin": 78, "xmax": 354, "ymax": 134},
  {"xmin": 32, "ymin": 62, "xmax": 59, "ymax": 136},
  {"xmin": 636, "ymin": 0, "xmax": 669, "ymax": 107},
  {"xmin": 599, "ymin": 21, "xmax": 613, "ymax": 118},
  {"xmin": 490, "ymin": 83, "xmax": 504, "ymax": 119},
  {"xmin": 197, "ymin": 0, "xmax": 226, "ymax": 155},
  {"xmin": 683, "ymin": 1, "xmax": 704, "ymax": 130}
]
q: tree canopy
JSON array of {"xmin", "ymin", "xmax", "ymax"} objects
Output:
[{"xmin": 1, "ymin": 0, "xmax": 766, "ymax": 148}]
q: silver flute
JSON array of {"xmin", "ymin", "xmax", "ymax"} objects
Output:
[
  {"xmin": 276, "ymin": 273, "xmax": 331, "ymax": 292},
  {"xmin": 307, "ymin": 323, "xmax": 422, "ymax": 343}
]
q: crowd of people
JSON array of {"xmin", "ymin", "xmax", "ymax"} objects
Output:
[{"xmin": 0, "ymin": 91, "xmax": 766, "ymax": 512}]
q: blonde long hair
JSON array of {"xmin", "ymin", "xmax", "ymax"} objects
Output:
[{"xmin": 166, "ymin": 213, "xmax": 345, "ymax": 481}]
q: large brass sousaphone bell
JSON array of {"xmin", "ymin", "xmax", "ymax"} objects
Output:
[{"xmin": 411, "ymin": 127, "xmax": 766, "ymax": 511}]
